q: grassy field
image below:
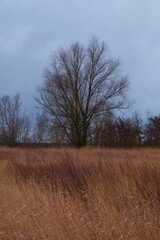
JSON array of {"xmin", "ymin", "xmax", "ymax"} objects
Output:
[{"xmin": 0, "ymin": 147, "xmax": 160, "ymax": 239}]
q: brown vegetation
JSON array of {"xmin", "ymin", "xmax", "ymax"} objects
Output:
[{"xmin": 0, "ymin": 147, "xmax": 160, "ymax": 239}]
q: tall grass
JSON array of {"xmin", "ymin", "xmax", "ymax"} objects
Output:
[{"xmin": 0, "ymin": 147, "xmax": 160, "ymax": 239}]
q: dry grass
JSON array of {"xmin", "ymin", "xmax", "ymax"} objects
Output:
[{"xmin": 0, "ymin": 147, "xmax": 160, "ymax": 239}]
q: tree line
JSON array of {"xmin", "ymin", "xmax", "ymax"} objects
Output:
[
  {"xmin": 0, "ymin": 37, "xmax": 160, "ymax": 148},
  {"xmin": 0, "ymin": 95, "xmax": 159, "ymax": 148}
]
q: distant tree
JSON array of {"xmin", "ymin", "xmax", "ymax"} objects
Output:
[
  {"xmin": 144, "ymin": 115, "xmax": 160, "ymax": 147},
  {"xmin": 131, "ymin": 111, "xmax": 143, "ymax": 146},
  {"xmin": 99, "ymin": 113, "xmax": 116, "ymax": 147},
  {"xmin": 32, "ymin": 111, "xmax": 48, "ymax": 144},
  {"xmin": 91, "ymin": 111, "xmax": 114, "ymax": 147},
  {"xmin": 36, "ymin": 37, "xmax": 129, "ymax": 148},
  {"xmin": 114, "ymin": 113, "xmax": 143, "ymax": 148},
  {"xmin": 114, "ymin": 117, "xmax": 131, "ymax": 147},
  {"xmin": 48, "ymin": 119, "xmax": 66, "ymax": 147},
  {"xmin": 97, "ymin": 111, "xmax": 143, "ymax": 148},
  {"xmin": 0, "ymin": 94, "xmax": 31, "ymax": 147}
]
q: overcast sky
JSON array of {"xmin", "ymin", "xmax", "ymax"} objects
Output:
[{"xmin": 0, "ymin": 0, "xmax": 160, "ymax": 118}]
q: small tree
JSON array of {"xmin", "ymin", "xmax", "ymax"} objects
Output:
[
  {"xmin": 32, "ymin": 111, "xmax": 48, "ymax": 144},
  {"xmin": 48, "ymin": 119, "xmax": 66, "ymax": 147},
  {"xmin": 131, "ymin": 111, "xmax": 143, "ymax": 146},
  {"xmin": 99, "ymin": 113, "xmax": 116, "ymax": 147},
  {"xmin": 36, "ymin": 37, "xmax": 129, "ymax": 148},
  {"xmin": 0, "ymin": 94, "xmax": 31, "ymax": 146},
  {"xmin": 99, "ymin": 112, "xmax": 143, "ymax": 148},
  {"xmin": 114, "ymin": 117, "xmax": 137, "ymax": 147},
  {"xmin": 144, "ymin": 115, "xmax": 160, "ymax": 147}
]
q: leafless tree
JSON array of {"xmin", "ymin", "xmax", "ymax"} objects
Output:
[
  {"xmin": 92, "ymin": 110, "xmax": 114, "ymax": 147},
  {"xmin": 48, "ymin": 119, "xmax": 66, "ymax": 147},
  {"xmin": 36, "ymin": 37, "xmax": 129, "ymax": 148},
  {"xmin": 0, "ymin": 94, "xmax": 31, "ymax": 146},
  {"xmin": 144, "ymin": 115, "xmax": 160, "ymax": 147},
  {"xmin": 32, "ymin": 111, "xmax": 48, "ymax": 143}
]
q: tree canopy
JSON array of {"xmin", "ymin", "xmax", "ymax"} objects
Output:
[{"xmin": 36, "ymin": 38, "xmax": 129, "ymax": 148}]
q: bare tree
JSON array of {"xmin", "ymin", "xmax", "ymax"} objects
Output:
[
  {"xmin": 48, "ymin": 119, "xmax": 66, "ymax": 147},
  {"xmin": 0, "ymin": 94, "xmax": 31, "ymax": 147},
  {"xmin": 113, "ymin": 116, "xmax": 142, "ymax": 148},
  {"xmin": 92, "ymin": 111, "xmax": 114, "ymax": 147},
  {"xmin": 36, "ymin": 37, "xmax": 129, "ymax": 148},
  {"xmin": 32, "ymin": 111, "xmax": 48, "ymax": 144},
  {"xmin": 144, "ymin": 115, "xmax": 160, "ymax": 147}
]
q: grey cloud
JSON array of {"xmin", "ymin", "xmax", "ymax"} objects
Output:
[{"xmin": 0, "ymin": 0, "xmax": 160, "ymax": 117}]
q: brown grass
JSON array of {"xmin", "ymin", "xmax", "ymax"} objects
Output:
[{"xmin": 0, "ymin": 147, "xmax": 160, "ymax": 239}]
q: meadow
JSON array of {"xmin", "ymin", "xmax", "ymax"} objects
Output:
[{"xmin": 0, "ymin": 147, "xmax": 160, "ymax": 239}]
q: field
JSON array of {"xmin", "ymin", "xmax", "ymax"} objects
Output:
[{"xmin": 0, "ymin": 147, "xmax": 160, "ymax": 239}]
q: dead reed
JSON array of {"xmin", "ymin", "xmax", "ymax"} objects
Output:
[{"xmin": 0, "ymin": 147, "xmax": 160, "ymax": 239}]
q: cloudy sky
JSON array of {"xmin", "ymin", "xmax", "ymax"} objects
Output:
[{"xmin": 0, "ymin": 0, "xmax": 160, "ymax": 117}]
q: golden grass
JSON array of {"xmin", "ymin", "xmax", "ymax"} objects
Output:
[{"xmin": 0, "ymin": 147, "xmax": 160, "ymax": 239}]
